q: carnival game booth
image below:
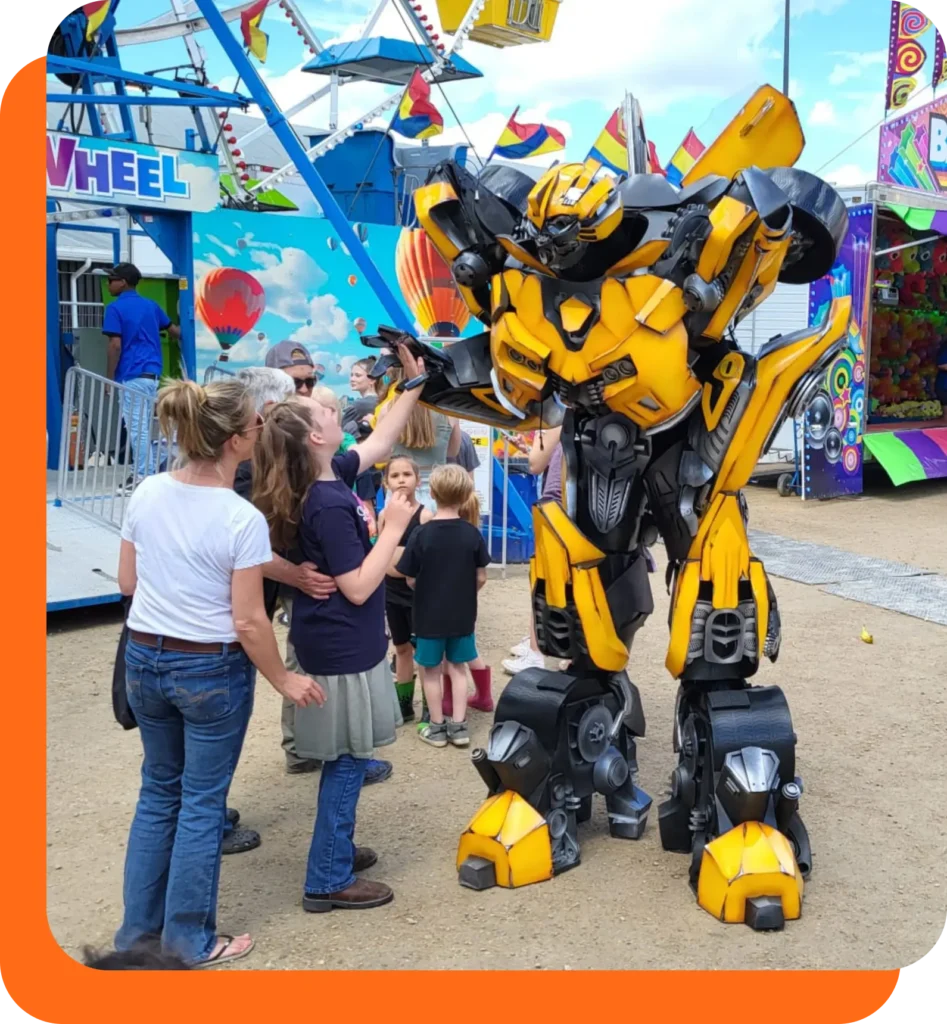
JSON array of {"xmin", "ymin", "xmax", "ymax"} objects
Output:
[
  {"xmin": 801, "ymin": 104, "xmax": 947, "ymax": 498},
  {"xmin": 865, "ymin": 191, "xmax": 947, "ymax": 482}
]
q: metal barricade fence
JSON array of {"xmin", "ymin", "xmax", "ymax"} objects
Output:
[
  {"xmin": 55, "ymin": 366, "xmax": 174, "ymax": 531},
  {"xmin": 203, "ymin": 362, "xmax": 236, "ymax": 384}
]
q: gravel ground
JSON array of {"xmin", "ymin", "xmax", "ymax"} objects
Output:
[{"xmin": 47, "ymin": 479, "xmax": 947, "ymax": 970}]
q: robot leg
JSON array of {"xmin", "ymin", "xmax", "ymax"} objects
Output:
[
  {"xmin": 457, "ymin": 666, "xmax": 651, "ymax": 891},
  {"xmin": 661, "ymin": 492, "xmax": 808, "ymax": 930}
]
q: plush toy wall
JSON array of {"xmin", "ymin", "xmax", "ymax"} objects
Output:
[{"xmin": 870, "ymin": 217, "xmax": 946, "ymax": 422}]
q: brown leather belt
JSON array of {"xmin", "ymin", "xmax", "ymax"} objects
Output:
[{"xmin": 130, "ymin": 631, "xmax": 243, "ymax": 654}]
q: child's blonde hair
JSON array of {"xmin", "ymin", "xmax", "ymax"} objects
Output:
[
  {"xmin": 458, "ymin": 491, "xmax": 481, "ymax": 526},
  {"xmin": 311, "ymin": 384, "xmax": 342, "ymax": 423},
  {"xmin": 429, "ymin": 463, "xmax": 473, "ymax": 509}
]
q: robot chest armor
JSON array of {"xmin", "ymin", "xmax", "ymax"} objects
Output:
[{"xmin": 490, "ymin": 269, "xmax": 701, "ymax": 432}]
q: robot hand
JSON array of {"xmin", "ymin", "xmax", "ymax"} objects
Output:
[{"xmin": 361, "ymin": 325, "xmax": 452, "ymax": 391}]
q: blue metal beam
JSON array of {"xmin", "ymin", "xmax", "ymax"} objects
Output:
[
  {"xmin": 192, "ymin": 0, "xmax": 413, "ymax": 335},
  {"xmin": 48, "ymin": 93, "xmax": 239, "ymax": 108},
  {"xmin": 47, "ymin": 219, "xmax": 63, "ymax": 470},
  {"xmin": 46, "ymin": 56, "xmax": 250, "ymax": 106}
]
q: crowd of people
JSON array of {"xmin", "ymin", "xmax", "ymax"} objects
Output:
[{"xmin": 103, "ymin": 266, "xmax": 562, "ymax": 968}]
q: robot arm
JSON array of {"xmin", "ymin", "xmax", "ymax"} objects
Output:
[{"xmin": 361, "ymin": 325, "xmax": 564, "ymax": 432}]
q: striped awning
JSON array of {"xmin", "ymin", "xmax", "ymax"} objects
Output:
[{"xmin": 884, "ymin": 204, "xmax": 947, "ymax": 234}]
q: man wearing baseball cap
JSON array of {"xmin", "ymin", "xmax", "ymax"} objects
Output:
[
  {"xmin": 265, "ymin": 340, "xmax": 317, "ymax": 397},
  {"xmin": 102, "ymin": 263, "xmax": 181, "ymax": 494}
]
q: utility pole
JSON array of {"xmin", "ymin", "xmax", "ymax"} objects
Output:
[{"xmin": 783, "ymin": 0, "xmax": 791, "ymax": 96}]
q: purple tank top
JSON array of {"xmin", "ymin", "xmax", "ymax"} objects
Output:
[{"xmin": 542, "ymin": 444, "xmax": 563, "ymax": 501}]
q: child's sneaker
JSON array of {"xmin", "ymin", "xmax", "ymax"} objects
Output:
[
  {"xmin": 418, "ymin": 721, "xmax": 448, "ymax": 748},
  {"xmin": 447, "ymin": 720, "xmax": 470, "ymax": 748},
  {"xmin": 502, "ymin": 648, "xmax": 545, "ymax": 675}
]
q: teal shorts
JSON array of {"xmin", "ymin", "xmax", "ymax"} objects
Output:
[{"xmin": 414, "ymin": 634, "xmax": 478, "ymax": 667}]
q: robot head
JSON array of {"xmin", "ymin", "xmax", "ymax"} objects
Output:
[{"xmin": 525, "ymin": 163, "xmax": 623, "ymax": 269}]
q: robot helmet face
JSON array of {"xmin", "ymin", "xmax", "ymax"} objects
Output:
[{"xmin": 526, "ymin": 162, "xmax": 623, "ymax": 268}]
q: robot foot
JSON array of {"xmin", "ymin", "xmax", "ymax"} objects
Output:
[
  {"xmin": 696, "ymin": 822, "xmax": 804, "ymax": 930},
  {"xmin": 456, "ymin": 791, "xmax": 555, "ymax": 891},
  {"xmin": 606, "ymin": 781, "xmax": 652, "ymax": 840}
]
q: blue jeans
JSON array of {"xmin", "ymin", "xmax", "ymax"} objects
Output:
[
  {"xmin": 304, "ymin": 755, "xmax": 368, "ymax": 896},
  {"xmin": 120, "ymin": 376, "xmax": 158, "ymax": 478},
  {"xmin": 116, "ymin": 639, "xmax": 255, "ymax": 963}
]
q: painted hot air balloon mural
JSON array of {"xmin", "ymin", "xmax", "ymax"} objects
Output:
[
  {"xmin": 196, "ymin": 268, "xmax": 266, "ymax": 362},
  {"xmin": 395, "ymin": 228, "xmax": 470, "ymax": 338}
]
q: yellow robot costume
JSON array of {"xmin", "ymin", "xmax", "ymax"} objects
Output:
[{"xmin": 363, "ymin": 86, "xmax": 851, "ymax": 930}]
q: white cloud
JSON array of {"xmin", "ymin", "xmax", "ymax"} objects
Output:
[
  {"xmin": 205, "ymin": 234, "xmax": 237, "ymax": 258},
  {"xmin": 218, "ymin": 0, "xmax": 847, "ymax": 156},
  {"xmin": 822, "ymin": 162, "xmax": 873, "ymax": 187},
  {"xmin": 205, "ymin": 252, "xmax": 223, "ymax": 268},
  {"xmin": 249, "ymin": 249, "xmax": 279, "ymax": 269},
  {"xmin": 808, "ymin": 100, "xmax": 838, "ymax": 127},
  {"xmin": 251, "ymin": 246, "xmax": 329, "ymax": 322},
  {"xmin": 827, "ymin": 50, "xmax": 888, "ymax": 87},
  {"xmin": 289, "ymin": 293, "xmax": 352, "ymax": 344}
]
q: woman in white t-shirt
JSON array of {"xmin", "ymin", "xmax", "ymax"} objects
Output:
[{"xmin": 115, "ymin": 378, "xmax": 325, "ymax": 969}]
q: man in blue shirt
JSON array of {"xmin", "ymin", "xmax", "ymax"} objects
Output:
[{"xmin": 102, "ymin": 263, "xmax": 180, "ymax": 493}]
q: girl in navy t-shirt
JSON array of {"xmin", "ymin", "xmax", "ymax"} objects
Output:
[{"xmin": 253, "ymin": 344, "xmax": 424, "ymax": 914}]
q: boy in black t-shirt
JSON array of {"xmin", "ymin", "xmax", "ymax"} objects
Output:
[{"xmin": 396, "ymin": 464, "xmax": 491, "ymax": 749}]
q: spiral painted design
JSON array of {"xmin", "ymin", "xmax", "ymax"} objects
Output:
[
  {"xmin": 853, "ymin": 362, "xmax": 865, "ymax": 384},
  {"xmin": 900, "ymin": 8, "xmax": 930, "ymax": 38},
  {"xmin": 896, "ymin": 40, "xmax": 926, "ymax": 75},
  {"xmin": 843, "ymin": 446, "xmax": 860, "ymax": 475},
  {"xmin": 834, "ymin": 400, "xmax": 848, "ymax": 431},
  {"xmin": 890, "ymin": 75, "xmax": 918, "ymax": 108},
  {"xmin": 829, "ymin": 352, "xmax": 854, "ymax": 398}
]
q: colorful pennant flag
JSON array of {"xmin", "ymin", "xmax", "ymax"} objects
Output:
[
  {"xmin": 885, "ymin": 3, "xmax": 932, "ymax": 113},
  {"xmin": 241, "ymin": 0, "xmax": 270, "ymax": 64},
  {"xmin": 586, "ymin": 107, "xmax": 629, "ymax": 175},
  {"xmin": 492, "ymin": 108, "xmax": 566, "ymax": 160},
  {"xmin": 82, "ymin": 0, "xmax": 112, "ymax": 41},
  {"xmin": 665, "ymin": 129, "xmax": 706, "ymax": 187},
  {"xmin": 586, "ymin": 103, "xmax": 665, "ymax": 177},
  {"xmin": 934, "ymin": 30, "xmax": 947, "ymax": 90},
  {"xmin": 389, "ymin": 68, "xmax": 444, "ymax": 140}
]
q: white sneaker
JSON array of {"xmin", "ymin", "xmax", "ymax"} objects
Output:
[
  {"xmin": 509, "ymin": 636, "xmax": 531, "ymax": 657},
  {"xmin": 502, "ymin": 649, "xmax": 545, "ymax": 675}
]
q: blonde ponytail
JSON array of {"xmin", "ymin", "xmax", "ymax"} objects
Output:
[{"xmin": 156, "ymin": 379, "xmax": 253, "ymax": 463}]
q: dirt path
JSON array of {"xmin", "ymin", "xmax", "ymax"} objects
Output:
[{"xmin": 47, "ymin": 482, "xmax": 947, "ymax": 970}]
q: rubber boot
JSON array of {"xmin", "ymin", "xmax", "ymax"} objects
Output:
[
  {"xmin": 468, "ymin": 666, "xmax": 494, "ymax": 713},
  {"xmin": 441, "ymin": 675, "xmax": 454, "ymax": 720},
  {"xmin": 395, "ymin": 676, "xmax": 416, "ymax": 723}
]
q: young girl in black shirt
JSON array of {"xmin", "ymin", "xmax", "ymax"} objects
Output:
[
  {"xmin": 396, "ymin": 464, "xmax": 491, "ymax": 749},
  {"xmin": 378, "ymin": 456, "xmax": 432, "ymax": 722}
]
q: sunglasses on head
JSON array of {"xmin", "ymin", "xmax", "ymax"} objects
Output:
[{"xmin": 294, "ymin": 376, "xmax": 316, "ymax": 391}]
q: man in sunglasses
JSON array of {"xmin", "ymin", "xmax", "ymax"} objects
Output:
[{"xmin": 265, "ymin": 340, "xmax": 318, "ymax": 395}]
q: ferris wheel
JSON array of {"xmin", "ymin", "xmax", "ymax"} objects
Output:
[{"xmin": 113, "ymin": 0, "xmax": 566, "ymax": 205}]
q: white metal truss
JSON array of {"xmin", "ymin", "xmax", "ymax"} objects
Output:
[
  {"xmin": 246, "ymin": 0, "xmax": 488, "ymax": 192},
  {"xmin": 120, "ymin": 0, "xmax": 489, "ymax": 200}
]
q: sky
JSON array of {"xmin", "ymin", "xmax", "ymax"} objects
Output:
[{"xmin": 92, "ymin": 0, "xmax": 935, "ymax": 189}]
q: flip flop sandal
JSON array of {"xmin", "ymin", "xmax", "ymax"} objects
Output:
[
  {"xmin": 192, "ymin": 935, "xmax": 255, "ymax": 969},
  {"xmin": 222, "ymin": 827, "xmax": 261, "ymax": 856}
]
